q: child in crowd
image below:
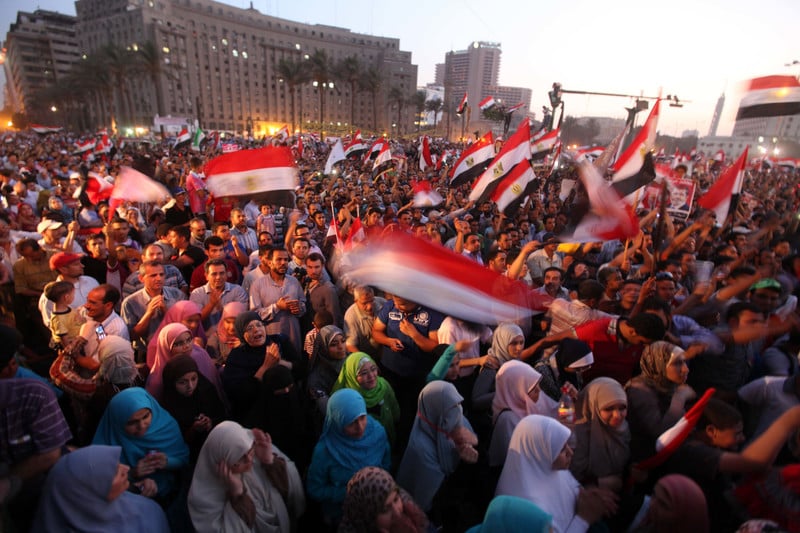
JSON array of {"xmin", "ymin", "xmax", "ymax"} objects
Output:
[{"xmin": 44, "ymin": 280, "xmax": 84, "ymax": 349}]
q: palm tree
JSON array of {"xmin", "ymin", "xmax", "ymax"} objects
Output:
[
  {"xmin": 409, "ymin": 90, "xmax": 427, "ymax": 133},
  {"xmin": 135, "ymin": 41, "xmax": 170, "ymax": 119},
  {"xmin": 336, "ymin": 56, "xmax": 362, "ymax": 133},
  {"xmin": 308, "ymin": 50, "xmax": 332, "ymax": 127},
  {"xmin": 275, "ymin": 57, "xmax": 310, "ymax": 133},
  {"xmin": 360, "ymin": 67, "xmax": 382, "ymax": 132},
  {"xmin": 425, "ymin": 97, "xmax": 443, "ymax": 132},
  {"xmin": 100, "ymin": 43, "xmax": 137, "ymax": 125},
  {"xmin": 388, "ymin": 87, "xmax": 406, "ymax": 136}
]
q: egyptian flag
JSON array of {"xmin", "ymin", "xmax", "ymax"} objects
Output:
[
  {"xmin": 611, "ymin": 99, "xmax": 660, "ymax": 182},
  {"xmin": 610, "ymin": 152, "xmax": 657, "ymax": 199},
  {"xmin": 93, "ymin": 134, "xmax": 112, "ymax": 155},
  {"xmin": 469, "ymin": 118, "xmax": 531, "ymax": 203},
  {"xmin": 344, "ymin": 130, "xmax": 367, "ymax": 159},
  {"xmin": 419, "ymin": 136, "xmax": 434, "ymax": 171},
  {"xmin": 344, "ymin": 231, "xmax": 539, "ymax": 325},
  {"xmin": 775, "ymin": 158, "xmax": 799, "ymax": 169},
  {"xmin": 456, "ymin": 93, "xmax": 468, "ymax": 115},
  {"xmin": 74, "ymin": 139, "xmax": 96, "ymax": 154},
  {"xmin": 295, "ymin": 135, "xmax": 304, "ymax": 160},
  {"xmin": 479, "ymin": 96, "xmax": 496, "ymax": 111},
  {"xmin": 372, "ymin": 142, "xmax": 392, "ymax": 171},
  {"xmin": 412, "ymin": 180, "xmax": 443, "ymax": 207},
  {"xmin": 84, "ymin": 172, "xmax": 113, "ymax": 204},
  {"xmin": 450, "ymin": 132, "xmax": 494, "ymax": 187},
  {"xmin": 560, "ymin": 159, "xmax": 639, "ymax": 243},
  {"xmin": 736, "ymin": 75, "xmax": 800, "ymax": 120},
  {"xmin": 575, "ymin": 146, "xmax": 605, "ymax": 161},
  {"xmin": 491, "ymin": 160, "xmax": 537, "ymax": 217},
  {"xmin": 505, "ymin": 102, "xmax": 525, "ymax": 114},
  {"xmin": 205, "ymin": 146, "xmax": 299, "ymax": 197},
  {"xmin": 365, "ymin": 138, "xmax": 385, "ymax": 161},
  {"xmin": 30, "ymin": 125, "xmax": 62, "ymax": 135},
  {"xmin": 174, "ymin": 127, "xmax": 191, "ymax": 148},
  {"xmin": 697, "ymin": 147, "xmax": 748, "ymax": 222},
  {"xmin": 530, "ymin": 128, "xmax": 560, "ymax": 160},
  {"xmin": 635, "ymin": 388, "xmax": 716, "ymax": 471}
]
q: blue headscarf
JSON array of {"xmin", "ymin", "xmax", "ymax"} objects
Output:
[
  {"xmin": 319, "ymin": 388, "xmax": 388, "ymax": 472},
  {"xmin": 465, "ymin": 495, "xmax": 552, "ymax": 533},
  {"xmin": 31, "ymin": 445, "xmax": 169, "ymax": 533},
  {"xmin": 92, "ymin": 387, "xmax": 189, "ymax": 494}
]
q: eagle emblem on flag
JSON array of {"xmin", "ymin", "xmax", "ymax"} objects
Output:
[
  {"xmin": 493, "ymin": 162, "xmax": 504, "ymax": 178},
  {"xmin": 465, "ymin": 157, "xmax": 474, "ymax": 167},
  {"xmin": 511, "ymin": 183, "xmax": 523, "ymax": 195}
]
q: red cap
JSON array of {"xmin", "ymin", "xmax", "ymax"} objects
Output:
[{"xmin": 49, "ymin": 252, "xmax": 83, "ymax": 271}]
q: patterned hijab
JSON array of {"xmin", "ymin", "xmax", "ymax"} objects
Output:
[
  {"xmin": 339, "ymin": 467, "xmax": 428, "ymax": 533},
  {"xmin": 639, "ymin": 341, "xmax": 684, "ymax": 393},
  {"xmin": 332, "ymin": 352, "xmax": 389, "ymax": 408}
]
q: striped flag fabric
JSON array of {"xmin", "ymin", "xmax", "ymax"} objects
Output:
[
  {"xmin": 372, "ymin": 143, "xmax": 392, "ymax": 170},
  {"xmin": 736, "ymin": 75, "xmax": 800, "ymax": 120},
  {"xmin": 74, "ymin": 139, "xmax": 96, "ymax": 154},
  {"xmin": 479, "ymin": 96, "xmax": 496, "ymax": 111},
  {"xmin": 344, "ymin": 130, "xmax": 367, "ymax": 159},
  {"xmin": 411, "ymin": 180, "xmax": 443, "ymax": 207},
  {"xmin": 505, "ymin": 102, "xmax": 525, "ymax": 114},
  {"xmin": 84, "ymin": 172, "xmax": 113, "ymax": 204},
  {"xmin": 611, "ymin": 99, "xmax": 661, "ymax": 182},
  {"xmin": 344, "ymin": 231, "xmax": 537, "ymax": 325},
  {"xmin": 93, "ymin": 134, "xmax": 112, "ymax": 155},
  {"xmin": 530, "ymin": 128, "xmax": 560, "ymax": 160},
  {"xmin": 610, "ymin": 152, "xmax": 657, "ymax": 199},
  {"xmin": 275, "ymin": 125, "xmax": 289, "ymax": 142},
  {"xmin": 456, "ymin": 93, "xmax": 468, "ymax": 115},
  {"xmin": 575, "ymin": 146, "xmax": 605, "ymax": 161},
  {"xmin": 109, "ymin": 166, "xmax": 170, "ymax": 214},
  {"xmin": 419, "ymin": 136, "xmax": 434, "ymax": 171},
  {"xmin": 469, "ymin": 119, "xmax": 531, "ymax": 203},
  {"xmin": 490, "ymin": 160, "xmax": 536, "ymax": 217},
  {"xmin": 30, "ymin": 125, "xmax": 63, "ymax": 134},
  {"xmin": 365, "ymin": 138, "xmax": 385, "ymax": 161},
  {"xmin": 697, "ymin": 147, "xmax": 748, "ymax": 222},
  {"xmin": 205, "ymin": 146, "xmax": 299, "ymax": 197},
  {"xmin": 174, "ymin": 127, "xmax": 191, "ymax": 148}
]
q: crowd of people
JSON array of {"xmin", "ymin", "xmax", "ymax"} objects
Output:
[{"xmin": 2, "ymin": 127, "xmax": 800, "ymax": 532}]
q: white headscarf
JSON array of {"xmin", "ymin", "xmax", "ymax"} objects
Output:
[
  {"xmin": 496, "ymin": 415, "xmax": 581, "ymax": 533},
  {"xmin": 492, "ymin": 360, "xmax": 558, "ymax": 423},
  {"xmin": 188, "ymin": 421, "xmax": 305, "ymax": 533}
]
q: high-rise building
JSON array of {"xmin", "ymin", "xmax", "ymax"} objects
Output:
[
  {"xmin": 440, "ymin": 42, "xmax": 531, "ymax": 139},
  {"xmin": 2, "ymin": 10, "xmax": 80, "ymax": 117},
  {"xmin": 68, "ymin": 0, "xmax": 417, "ymax": 135},
  {"xmin": 707, "ymin": 92, "xmax": 724, "ymax": 137}
]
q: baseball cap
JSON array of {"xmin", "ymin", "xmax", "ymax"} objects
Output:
[
  {"xmin": 49, "ymin": 252, "xmax": 83, "ymax": 271},
  {"xmin": 37, "ymin": 219, "xmax": 63, "ymax": 234}
]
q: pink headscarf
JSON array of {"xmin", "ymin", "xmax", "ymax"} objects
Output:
[
  {"xmin": 146, "ymin": 323, "xmax": 223, "ymax": 402},
  {"xmin": 215, "ymin": 301, "xmax": 247, "ymax": 348},
  {"xmin": 146, "ymin": 300, "xmax": 207, "ymax": 369},
  {"xmin": 492, "ymin": 360, "xmax": 557, "ymax": 423}
]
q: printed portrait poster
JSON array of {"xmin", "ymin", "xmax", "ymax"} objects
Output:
[{"xmin": 666, "ymin": 177, "xmax": 696, "ymax": 221}]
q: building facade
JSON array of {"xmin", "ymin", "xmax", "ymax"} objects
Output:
[
  {"xmin": 2, "ymin": 10, "xmax": 80, "ymax": 117},
  {"xmin": 70, "ymin": 0, "xmax": 417, "ymax": 135}
]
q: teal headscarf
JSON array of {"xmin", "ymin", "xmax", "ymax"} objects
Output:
[
  {"xmin": 319, "ymin": 388, "xmax": 388, "ymax": 472},
  {"xmin": 465, "ymin": 495, "xmax": 552, "ymax": 533}
]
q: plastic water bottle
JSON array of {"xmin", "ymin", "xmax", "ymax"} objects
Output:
[{"xmin": 557, "ymin": 385, "xmax": 575, "ymax": 425}]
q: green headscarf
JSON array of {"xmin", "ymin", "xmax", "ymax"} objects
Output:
[{"xmin": 333, "ymin": 352, "xmax": 388, "ymax": 408}]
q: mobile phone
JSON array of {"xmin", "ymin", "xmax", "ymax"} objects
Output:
[{"xmin": 95, "ymin": 324, "xmax": 106, "ymax": 340}]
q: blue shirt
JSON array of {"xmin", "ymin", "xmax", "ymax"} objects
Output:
[{"xmin": 377, "ymin": 301, "xmax": 444, "ymax": 377}]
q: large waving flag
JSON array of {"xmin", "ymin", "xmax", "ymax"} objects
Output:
[
  {"xmin": 505, "ymin": 102, "xmax": 525, "ymax": 115},
  {"xmin": 93, "ymin": 134, "xmax": 112, "ymax": 155},
  {"xmin": 560, "ymin": 160, "xmax": 639, "ymax": 243},
  {"xmin": 469, "ymin": 118, "xmax": 531, "ymax": 204},
  {"xmin": 449, "ymin": 131, "xmax": 494, "ymax": 187},
  {"xmin": 697, "ymin": 147, "xmax": 748, "ymax": 222},
  {"xmin": 84, "ymin": 172, "xmax": 113, "ymax": 204},
  {"xmin": 365, "ymin": 138, "xmax": 385, "ymax": 162},
  {"xmin": 736, "ymin": 75, "xmax": 800, "ymax": 120},
  {"xmin": 109, "ymin": 166, "xmax": 171, "ymax": 214},
  {"xmin": 411, "ymin": 180, "xmax": 443, "ymax": 207},
  {"xmin": 611, "ymin": 99, "xmax": 661, "ymax": 182},
  {"xmin": 372, "ymin": 143, "xmax": 392, "ymax": 171},
  {"xmin": 419, "ymin": 136, "xmax": 434, "ymax": 172},
  {"xmin": 30, "ymin": 125, "xmax": 63, "ymax": 135},
  {"xmin": 610, "ymin": 152, "xmax": 657, "ymax": 199},
  {"xmin": 530, "ymin": 128, "xmax": 560, "ymax": 160},
  {"xmin": 205, "ymin": 146, "xmax": 299, "ymax": 196},
  {"xmin": 324, "ymin": 139, "xmax": 346, "ymax": 175},
  {"xmin": 456, "ymin": 93, "xmax": 468, "ymax": 115},
  {"xmin": 344, "ymin": 231, "xmax": 538, "ymax": 325},
  {"xmin": 74, "ymin": 139, "xmax": 96, "ymax": 154},
  {"xmin": 491, "ymin": 160, "xmax": 536, "ymax": 217}
]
